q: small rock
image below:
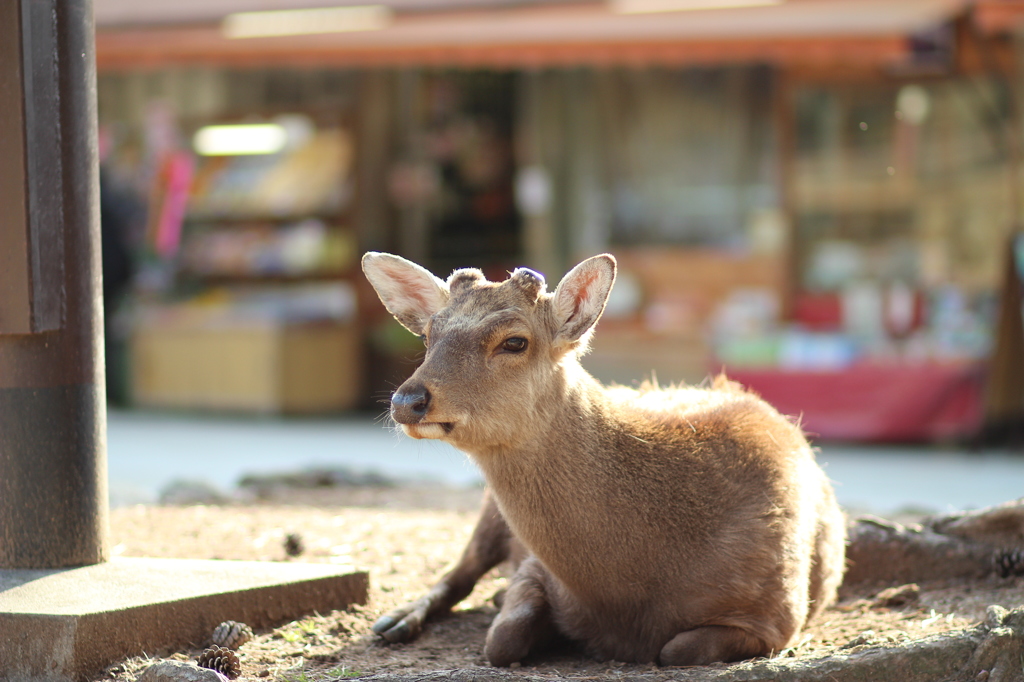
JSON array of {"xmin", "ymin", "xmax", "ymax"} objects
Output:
[
  {"xmin": 509, "ymin": 662, "xmax": 522, "ymax": 669},
  {"xmin": 873, "ymin": 583, "xmax": 920, "ymax": 608},
  {"xmin": 985, "ymin": 605, "xmax": 1009, "ymax": 628},
  {"xmin": 158, "ymin": 480, "xmax": 228, "ymax": 506},
  {"xmin": 1003, "ymin": 605, "xmax": 1024, "ymax": 630},
  {"xmin": 841, "ymin": 630, "xmax": 877, "ymax": 649},
  {"xmin": 137, "ymin": 660, "xmax": 228, "ymax": 682},
  {"xmin": 238, "ymin": 466, "xmax": 398, "ymax": 492}
]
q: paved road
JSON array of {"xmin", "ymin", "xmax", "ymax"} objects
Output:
[{"xmin": 107, "ymin": 409, "xmax": 1024, "ymax": 515}]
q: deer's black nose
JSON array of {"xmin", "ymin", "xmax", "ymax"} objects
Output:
[{"xmin": 392, "ymin": 384, "xmax": 431, "ymax": 424}]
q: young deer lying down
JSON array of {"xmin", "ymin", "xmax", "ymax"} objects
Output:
[{"xmin": 361, "ymin": 252, "xmax": 846, "ymax": 667}]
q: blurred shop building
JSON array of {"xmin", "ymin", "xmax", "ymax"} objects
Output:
[{"xmin": 94, "ymin": 0, "xmax": 1024, "ymax": 442}]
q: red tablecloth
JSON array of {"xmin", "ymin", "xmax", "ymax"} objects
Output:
[{"xmin": 725, "ymin": 362, "xmax": 985, "ymax": 443}]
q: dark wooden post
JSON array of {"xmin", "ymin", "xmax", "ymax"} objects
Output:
[{"xmin": 0, "ymin": 0, "xmax": 108, "ymax": 568}]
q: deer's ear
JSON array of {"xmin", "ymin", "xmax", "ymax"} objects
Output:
[
  {"xmin": 362, "ymin": 252, "xmax": 449, "ymax": 336},
  {"xmin": 552, "ymin": 254, "xmax": 616, "ymax": 349}
]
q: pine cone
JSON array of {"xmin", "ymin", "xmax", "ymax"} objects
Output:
[
  {"xmin": 211, "ymin": 620, "xmax": 254, "ymax": 650},
  {"xmin": 197, "ymin": 645, "xmax": 241, "ymax": 680},
  {"xmin": 284, "ymin": 532, "xmax": 305, "ymax": 557},
  {"xmin": 995, "ymin": 548, "xmax": 1024, "ymax": 578}
]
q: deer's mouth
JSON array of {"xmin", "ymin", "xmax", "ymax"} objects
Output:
[{"xmin": 401, "ymin": 422, "xmax": 455, "ymax": 440}]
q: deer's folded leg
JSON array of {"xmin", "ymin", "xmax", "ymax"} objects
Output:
[
  {"xmin": 658, "ymin": 625, "xmax": 769, "ymax": 666},
  {"xmin": 373, "ymin": 490, "xmax": 515, "ymax": 643},
  {"xmin": 485, "ymin": 557, "xmax": 558, "ymax": 667}
]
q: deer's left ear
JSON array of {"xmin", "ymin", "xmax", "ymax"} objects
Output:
[
  {"xmin": 362, "ymin": 252, "xmax": 449, "ymax": 336},
  {"xmin": 552, "ymin": 254, "xmax": 616, "ymax": 350}
]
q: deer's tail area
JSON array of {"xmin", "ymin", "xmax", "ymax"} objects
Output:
[{"xmin": 805, "ymin": 484, "xmax": 847, "ymax": 625}]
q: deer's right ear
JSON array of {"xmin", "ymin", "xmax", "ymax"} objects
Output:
[{"xmin": 362, "ymin": 252, "xmax": 449, "ymax": 336}]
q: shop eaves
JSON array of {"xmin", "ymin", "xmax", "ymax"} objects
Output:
[{"xmin": 93, "ymin": 0, "xmax": 1012, "ymax": 70}]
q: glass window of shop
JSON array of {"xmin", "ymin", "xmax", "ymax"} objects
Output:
[
  {"xmin": 791, "ymin": 77, "xmax": 1010, "ymax": 362},
  {"xmin": 602, "ymin": 67, "xmax": 778, "ymax": 250}
]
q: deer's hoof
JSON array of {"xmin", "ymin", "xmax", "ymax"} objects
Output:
[
  {"xmin": 371, "ymin": 615, "xmax": 398, "ymax": 635},
  {"xmin": 382, "ymin": 621, "xmax": 411, "ymax": 643},
  {"xmin": 376, "ymin": 617, "xmax": 419, "ymax": 643}
]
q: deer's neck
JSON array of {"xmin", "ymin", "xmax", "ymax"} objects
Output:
[{"xmin": 468, "ymin": 361, "xmax": 636, "ymax": 590}]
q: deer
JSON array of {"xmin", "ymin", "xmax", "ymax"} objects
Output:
[{"xmin": 361, "ymin": 251, "xmax": 846, "ymax": 668}]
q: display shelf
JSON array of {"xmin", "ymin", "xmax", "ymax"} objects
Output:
[
  {"xmin": 187, "ymin": 127, "xmax": 353, "ymax": 221},
  {"xmin": 132, "ymin": 115, "xmax": 363, "ymax": 414},
  {"xmin": 179, "ymin": 217, "xmax": 356, "ymax": 283},
  {"xmin": 174, "ymin": 119, "xmax": 356, "ymax": 287}
]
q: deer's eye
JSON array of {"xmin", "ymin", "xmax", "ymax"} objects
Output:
[{"xmin": 501, "ymin": 337, "xmax": 528, "ymax": 353}]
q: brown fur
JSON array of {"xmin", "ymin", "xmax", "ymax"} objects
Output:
[{"xmin": 361, "ymin": 252, "xmax": 846, "ymax": 667}]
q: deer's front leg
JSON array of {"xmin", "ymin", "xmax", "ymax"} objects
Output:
[
  {"xmin": 484, "ymin": 556, "xmax": 558, "ymax": 667},
  {"xmin": 373, "ymin": 489, "xmax": 515, "ymax": 643}
]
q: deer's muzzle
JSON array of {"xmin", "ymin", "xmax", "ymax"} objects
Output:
[{"xmin": 391, "ymin": 383, "xmax": 431, "ymax": 424}]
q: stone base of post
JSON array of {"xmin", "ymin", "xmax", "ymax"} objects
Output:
[{"xmin": 0, "ymin": 559, "xmax": 368, "ymax": 681}]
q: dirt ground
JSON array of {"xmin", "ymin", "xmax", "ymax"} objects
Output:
[{"xmin": 95, "ymin": 485, "xmax": 1024, "ymax": 682}]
